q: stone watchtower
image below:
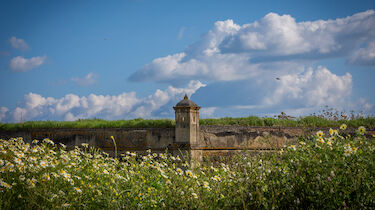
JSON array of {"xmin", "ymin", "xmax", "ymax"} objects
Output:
[{"xmin": 173, "ymin": 94, "xmax": 200, "ymax": 146}]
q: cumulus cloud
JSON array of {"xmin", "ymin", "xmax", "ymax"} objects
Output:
[
  {"xmin": 130, "ymin": 10, "xmax": 375, "ymax": 83},
  {"xmin": 71, "ymin": 73, "xmax": 98, "ymax": 86},
  {"xmin": 262, "ymin": 66, "xmax": 352, "ymax": 107},
  {"xmin": 9, "ymin": 56, "xmax": 46, "ymax": 72},
  {"xmin": 133, "ymin": 80, "xmax": 205, "ymax": 118},
  {"xmin": 192, "ymin": 65, "xmax": 355, "ymax": 117},
  {"xmin": 127, "ymin": 10, "xmax": 375, "ymax": 117},
  {"xmin": 0, "ymin": 80, "xmax": 205, "ymax": 122},
  {"xmin": 9, "ymin": 36, "xmax": 30, "ymax": 51},
  {"xmin": 220, "ymin": 11, "xmax": 375, "ymax": 59}
]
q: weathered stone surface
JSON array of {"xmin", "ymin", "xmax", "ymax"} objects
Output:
[{"xmin": 197, "ymin": 125, "xmax": 299, "ymax": 150}]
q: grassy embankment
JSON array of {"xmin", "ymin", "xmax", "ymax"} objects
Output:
[{"xmin": 0, "ymin": 116, "xmax": 375, "ymax": 131}]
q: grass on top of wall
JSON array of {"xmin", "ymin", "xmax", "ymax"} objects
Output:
[
  {"xmin": 0, "ymin": 116, "xmax": 375, "ymax": 131},
  {"xmin": 199, "ymin": 116, "xmax": 375, "ymax": 129},
  {"xmin": 0, "ymin": 118, "xmax": 176, "ymax": 131}
]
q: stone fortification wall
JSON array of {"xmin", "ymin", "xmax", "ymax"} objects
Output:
[
  {"xmin": 1, "ymin": 126, "xmax": 372, "ymax": 155},
  {"xmin": 198, "ymin": 125, "xmax": 299, "ymax": 150},
  {"xmin": 0, "ymin": 128, "xmax": 179, "ymax": 155},
  {"xmin": 194, "ymin": 125, "xmax": 374, "ymax": 160},
  {"xmin": 2, "ymin": 96, "xmax": 374, "ymax": 161}
]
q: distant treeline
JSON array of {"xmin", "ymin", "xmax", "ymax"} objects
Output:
[{"xmin": 0, "ymin": 116, "xmax": 374, "ymax": 131}]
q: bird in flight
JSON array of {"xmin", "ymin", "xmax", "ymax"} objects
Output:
[{"xmin": 276, "ymin": 77, "xmax": 280, "ymax": 80}]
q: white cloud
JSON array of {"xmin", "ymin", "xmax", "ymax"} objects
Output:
[
  {"xmin": 0, "ymin": 80, "xmax": 206, "ymax": 122},
  {"xmin": 71, "ymin": 73, "xmax": 98, "ymax": 86},
  {"xmin": 348, "ymin": 41, "xmax": 375, "ymax": 66},
  {"xmin": 262, "ymin": 66, "xmax": 352, "ymax": 107},
  {"xmin": 220, "ymin": 10, "xmax": 375, "ymax": 59},
  {"xmin": 0, "ymin": 107, "xmax": 9, "ymax": 122},
  {"xmin": 232, "ymin": 105, "xmax": 260, "ymax": 109},
  {"xmin": 12, "ymin": 107, "xmax": 27, "ymax": 123},
  {"xmin": 127, "ymin": 10, "xmax": 375, "ymax": 117},
  {"xmin": 133, "ymin": 80, "xmax": 206, "ymax": 118},
  {"xmin": 220, "ymin": 13, "xmax": 308, "ymax": 55},
  {"xmin": 129, "ymin": 52, "xmax": 252, "ymax": 82},
  {"xmin": 358, "ymin": 98, "xmax": 373, "ymax": 111},
  {"xmin": 197, "ymin": 66, "xmax": 355, "ymax": 117},
  {"xmin": 9, "ymin": 36, "xmax": 30, "ymax": 51},
  {"xmin": 200, "ymin": 107, "xmax": 217, "ymax": 118},
  {"xmin": 9, "ymin": 56, "xmax": 46, "ymax": 72},
  {"xmin": 130, "ymin": 10, "xmax": 375, "ymax": 83}
]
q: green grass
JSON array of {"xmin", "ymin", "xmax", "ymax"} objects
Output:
[
  {"xmin": 200, "ymin": 115, "xmax": 375, "ymax": 129},
  {"xmin": 1, "ymin": 127, "xmax": 375, "ymax": 209},
  {"xmin": 1, "ymin": 116, "xmax": 375, "ymax": 131},
  {"xmin": 0, "ymin": 118, "xmax": 176, "ymax": 131}
]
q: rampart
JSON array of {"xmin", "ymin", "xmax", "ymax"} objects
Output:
[
  {"xmin": 1, "ymin": 125, "xmax": 373, "ymax": 161},
  {"xmin": 1, "ymin": 96, "xmax": 374, "ymax": 161}
]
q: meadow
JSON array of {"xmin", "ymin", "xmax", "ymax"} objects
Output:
[{"xmin": 1, "ymin": 125, "xmax": 374, "ymax": 209}]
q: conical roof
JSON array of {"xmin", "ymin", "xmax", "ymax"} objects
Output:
[{"xmin": 175, "ymin": 94, "xmax": 198, "ymax": 107}]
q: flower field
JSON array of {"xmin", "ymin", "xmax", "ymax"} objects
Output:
[{"xmin": 1, "ymin": 125, "xmax": 375, "ymax": 209}]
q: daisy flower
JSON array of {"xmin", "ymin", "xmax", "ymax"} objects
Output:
[
  {"xmin": 344, "ymin": 146, "xmax": 352, "ymax": 157},
  {"xmin": 62, "ymin": 203, "xmax": 70, "ymax": 208},
  {"xmin": 40, "ymin": 160, "xmax": 48, "ymax": 168},
  {"xmin": 185, "ymin": 170, "xmax": 193, "ymax": 177},
  {"xmin": 316, "ymin": 130, "xmax": 324, "ymax": 138},
  {"xmin": 176, "ymin": 168, "xmax": 183, "ymax": 175},
  {"xmin": 14, "ymin": 157, "xmax": 22, "ymax": 165},
  {"xmin": 75, "ymin": 187, "xmax": 82, "ymax": 194},
  {"xmin": 340, "ymin": 124, "xmax": 347, "ymax": 130},
  {"xmin": 192, "ymin": 192, "xmax": 198, "ymax": 199},
  {"xmin": 289, "ymin": 145, "xmax": 296, "ymax": 150},
  {"xmin": 0, "ymin": 179, "xmax": 12, "ymax": 189},
  {"xmin": 358, "ymin": 126, "xmax": 366, "ymax": 135}
]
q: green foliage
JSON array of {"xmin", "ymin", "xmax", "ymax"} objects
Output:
[
  {"xmin": 0, "ymin": 118, "xmax": 176, "ymax": 131},
  {"xmin": 200, "ymin": 115, "xmax": 375, "ymax": 129},
  {"xmin": 1, "ymin": 115, "xmax": 374, "ymax": 131},
  {"xmin": 1, "ymin": 126, "xmax": 375, "ymax": 208}
]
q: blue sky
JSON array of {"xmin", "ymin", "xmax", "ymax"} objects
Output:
[{"xmin": 0, "ymin": 0, "xmax": 374, "ymax": 122}]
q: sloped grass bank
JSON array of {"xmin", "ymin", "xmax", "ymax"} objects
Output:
[
  {"xmin": 0, "ymin": 118, "xmax": 176, "ymax": 131},
  {"xmin": 1, "ymin": 116, "xmax": 374, "ymax": 131},
  {"xmin": 1, "ymin": 126, "xmax": 374, "ymax": 209},
  {"xmin": 200, "ymin": 115, "xmax": 375, "ymax": 129}
]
